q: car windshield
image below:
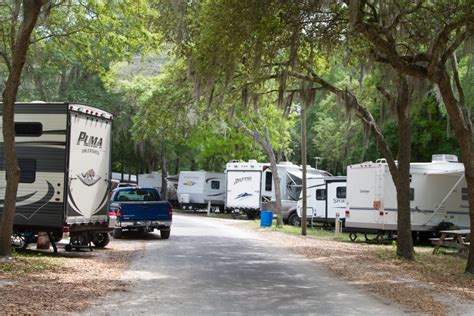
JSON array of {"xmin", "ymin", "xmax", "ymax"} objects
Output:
[{"xmin": 114, "ymin": 188, "xmax": 160, "ymax": 202}]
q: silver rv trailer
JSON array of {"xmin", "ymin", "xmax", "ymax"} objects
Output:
[{"xmin": 0, "ymin": 102, "xmax": 113, "ymax": 251}]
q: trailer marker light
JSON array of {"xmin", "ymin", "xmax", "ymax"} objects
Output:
[
  {"xmin": 379, "ymin": 211, "xmax": 384, "ymax": 216},
  {"xmin": 345, "ymin": 210, "xmax": 350, "ymax": 217}
]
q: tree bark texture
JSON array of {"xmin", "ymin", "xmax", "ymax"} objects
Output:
[
  {"xmin": 394, "ymin": 76, "xmax": 414, "ymax": 260},
  {"xmin": 0, "ymin": 0, "xmax": 47, "ymax": 258},
  {"xmin": 160, "ymin": 145, "xmax": 168, "ymax": 200}
]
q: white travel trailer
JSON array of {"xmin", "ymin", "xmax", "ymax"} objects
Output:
[
  {"xmin": 0, "ymin": 102, "xmax": 113, "ymax": 251},
  {"xmin": 177, "ymin": 171, "xmax": 225, "ymax": 210},
  {"xmin": 294, "ymin": 176, "xmax": 347, "ymax": 226},
  {"xmin": 225, "ymin": 160, "xmax": 330, "ymax": 219},
  {"xmin": 345, "ymin": 155, "xmax": 469, "ymax": 236},
  {"xmin": 138, "ymin": 171, "xmax": 162, "ymax": 188}
]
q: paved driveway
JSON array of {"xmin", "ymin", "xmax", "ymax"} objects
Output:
[{"xmin": 83, "ymin": 214, "xmax": 403, "ymax": 315}]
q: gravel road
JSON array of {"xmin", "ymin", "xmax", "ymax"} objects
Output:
[{"xmin": 83, "ymin": 214, "xmax": 404, "ymax": 315}]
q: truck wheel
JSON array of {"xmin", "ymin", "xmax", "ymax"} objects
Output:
[
  {"xmin": 112, "ymin": 228, "xmax": 122, "ymax": 239},
  {"xmin": 93, "ymin": 233, "xmax": 110, "ymax": 248},
  {"xmin": 288, "ymin": 213, "xmax": 301, "ymax": 227},
  {"xmin": 160, "ymin": 230, "xmax": 170, "ymax": 239}
]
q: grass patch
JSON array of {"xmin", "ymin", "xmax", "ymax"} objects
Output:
[
  {"xmin": 0, "ymin": 250, "xmax": 64, "ymax": 275},
  {"xmin": 248, "ymin": 219, "xmax": 354, "ymax": 242}
]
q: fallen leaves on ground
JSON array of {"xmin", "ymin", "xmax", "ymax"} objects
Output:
[
  {"xmin": 0, "ymin": 241, "xmax": 144, "ymax": 314},
  {"xmin": 248, "ymin": 228, "xmax": 474, "ymax": 316}
]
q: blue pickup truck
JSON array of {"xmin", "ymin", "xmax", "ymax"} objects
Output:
[{"xmin": 109, "ymin": 187, "xmax": 172, "ymax": 239}]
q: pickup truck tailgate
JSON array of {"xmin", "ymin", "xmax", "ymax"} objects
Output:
[{"xmin": 119, "ymin": 202, "xmax": 171, "ymax": 221}]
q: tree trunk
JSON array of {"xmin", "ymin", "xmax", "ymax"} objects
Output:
[
  {"xmin": 0, "ymin": 0, "xmax": 46, "ymax": 258},
  {"xmin": 266, "ymin": 145, "xmax": 282, "ymax": 227},
  {"xmin": 174, "ymin": 157, "xmax": 180, "ymax": 175},
  {"xmin": 160, "ymin": 149, "xmax": 168, "ymax": 200},
  {"xmin": 435, "ymin": 69, "xmax": 474, "ymax": 273},
  {"xmin": 394, "ymin": 76, "xmax": 414, "ymax": 260}
]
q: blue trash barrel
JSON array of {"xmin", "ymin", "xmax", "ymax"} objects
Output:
[{"xmin": 260, "ymin": 210, "xmax": 273, "ymax": 227}]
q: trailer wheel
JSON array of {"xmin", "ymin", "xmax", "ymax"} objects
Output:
[
  {"xmin": 349, "ymin": 233, "xmax": 358, "ymax": 242},
  {"xmin": 288, "ymin": 213, "xmax": 301, "ymax": 227},
  {"xmin": 112, "ymin": 228, "xmax": 122, "ymax": 239},
  {"xmin": 93, "ymin": 233, "xmax": 110, "ymax": 248},
  {"xmin": 160, "ymin": 229, "xmax": 170, "ymax": 239},
  {"xmin": 65, "ymin": 244, "xmax": 72, "ymax": 252}
]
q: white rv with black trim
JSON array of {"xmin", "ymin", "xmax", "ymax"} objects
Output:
[{"xmin": 0, "ymin": 102, "xmax": 113, "ymax": 250}]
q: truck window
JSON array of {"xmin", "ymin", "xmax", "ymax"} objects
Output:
[
  {"xmin": 211, "ymin": 180, "xmax": 220, "ymax": 190},
  {"xmin": 114, "ymin": 188, "xmax": 160, "ymax": 202},
  {"xmin": 462, "ymin": 188, "xmax": 468, "ymax": 201},
  {"xmin": 336, "ymin": 187, "xmax": 346, "ymax": 199},
  {"xmin": 316, "ymin": 189, "xmax": 326, "ymax": 200},
  {"xmin": 15, "ymin": 122, "xmax": 42, "ymax": 137},
  {"xmin": 265, "ymin": 172, "xmax": 272, "ymax": 191}
]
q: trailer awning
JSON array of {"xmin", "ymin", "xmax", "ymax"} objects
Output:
[{"xmin": 424, "ymin": 169, "xmax": 465, "ymax": 176}]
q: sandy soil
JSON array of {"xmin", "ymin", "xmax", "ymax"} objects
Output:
[
  {"xmin": 0, "ymin": 240, "xmax": 144, "ymax": 315},
  {"xmin": 247, "ymin": 228, "xmax": 474, "ymax": 316}
]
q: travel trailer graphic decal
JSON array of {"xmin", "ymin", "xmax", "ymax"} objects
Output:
[
  {"xmin": 184, "ymin": 180, "xmax": 196, "ymax": 186},
  {"xmin": 77, "ymin": 131, "xmax": 103, "ymax": 148},
  {"xmin": 77, "ymin": 169, "xmax": 102, "ymax": 186},
  {"xmin": 13, "ymin": 181, "xmax": 55, "ymax": 220},
  {"xmin": 235, "ymin": 192, "xmax": 253, "ymax": 200},
  {"xmin": 233, "ymin": 176, "xmax": 252, "ymax": 185}
]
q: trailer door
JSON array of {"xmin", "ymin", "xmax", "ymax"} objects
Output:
[{"xmin": 66, "ymin": 106, "xmax": 112, "ymax": 225}]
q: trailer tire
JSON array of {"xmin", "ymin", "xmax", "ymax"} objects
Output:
[
  {"xmin": 65, "ymin": 244, "xmax": 72, "ymax": 252},
  {"xmin": 112, "ymin": 228, "xmax": 122, "ymax": 239},
  {"xmin": 288, "ymin": 213, "xmax": 301, "ymax": 227},
  {"xmin": 160, "ymin": 229, "xmax": 170, "ymax": 239},
  {"xmin": 93, "ymin": 233, "xmax": 110, "ymax": 248}
]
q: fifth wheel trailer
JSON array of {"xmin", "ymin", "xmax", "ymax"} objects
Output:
[
  {"xmin": 0, "ymin": 102, "xmax": 113, "ymax": 250},
  {"xmin": 345, "ymin": 155, "xmax": 469, "ymax": 238},
  {"xmin": 225, "ymin": 160, "xmax": 331, "ymax": 219}
]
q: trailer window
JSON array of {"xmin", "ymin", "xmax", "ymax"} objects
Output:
[
  {"xmin": 462, "ymin": 188, "xmax": 468, "ymax": 201},
  {"xmin": 15, "ymin": 122, "xmax": 42, "ymax": 137},
  {"xmin": 336, "ymin": 187, "xmax": 346, "ymax": 199},
  {"xmin": 114, "ymin": 188, "xmax": 160, "ymax": 202},
  {"xmin": 410, "ymin": 188, "xmax": 415, "ymax": 201},
  {"xmin": 211, "ymin": 180, "xmax": 220, "ymax": 190},
  {"xmin": 316, "ymin": 189, "xmax": 326, "ymax": 200},
  {"xmin": 265, "ymin": 172, "xmax": 272, "ymax": 191},
  {"xmin": 18, "ymin": 158, "xmax": 36, "ymax": 183}
]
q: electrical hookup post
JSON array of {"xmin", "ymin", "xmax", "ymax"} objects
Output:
[{"xmin": 335, "ymin": 212, "xmax": 342, "ymax": 237}]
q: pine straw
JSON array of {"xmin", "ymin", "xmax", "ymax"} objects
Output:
[
  {"xmin": 0, "ymin": 241, "xmax": 144, "ymax": 315},
  {"xmin": 249, "ymin": 229, "xmax": 474, "ymax": 316}
]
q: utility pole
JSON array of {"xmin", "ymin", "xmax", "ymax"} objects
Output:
[{"xmin": 301, "ymin": 103, "xmax": 307, "ymax": 236}]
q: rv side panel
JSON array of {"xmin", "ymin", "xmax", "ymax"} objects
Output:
[{"xmin": 0, "ymin": 103, "xmax": 68, "ymax": 230}]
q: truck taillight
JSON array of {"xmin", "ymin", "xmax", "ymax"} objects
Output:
[
  {"xmin": 63, "ymin": 225, "xmax": 70, "ymax": 233},
  {"xmin": 168, "ymin": 206, "xmax": 173, "ymax": 218}
]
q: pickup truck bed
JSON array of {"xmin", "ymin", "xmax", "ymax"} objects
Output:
[{"xmin": 110, "ymin": 187, "xmax": 172, "ymax": 239}]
